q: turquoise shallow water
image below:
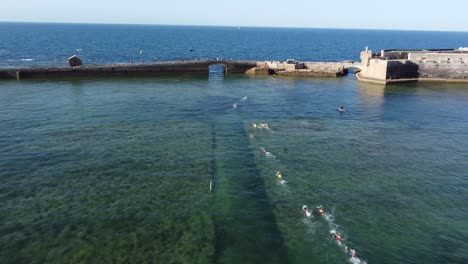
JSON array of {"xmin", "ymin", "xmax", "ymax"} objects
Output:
[{"xmin": 1, "ymin": 74, "xmax": 468, "ymax": 263}]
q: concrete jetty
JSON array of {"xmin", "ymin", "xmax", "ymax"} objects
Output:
[
  {"xmin": 246, "ymin": 61, "xmax": 352, "ymax": 77},
  {"xmin": 0, "ymin": 59, "xmax": 352, "ymax": 80},
  {"xmin": 0, "ymin": 60, "xmax": 257, "ymax": 80}
]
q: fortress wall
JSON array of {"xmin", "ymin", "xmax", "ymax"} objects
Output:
[
  {"xmin": 386, "ymin": 60, "xmax": 420, "ymax": 79},
  {"xmin": 417, "ymin": 61, "xmax": 468, "ymax": 79},
  {"xmin": 359, "ymin": 49, "xmax": 468, "ymax": 84},
  {"xmin": 381, "ymin": 51, "xmax": 410, "ymax": 60},
  {"xmin": 409, "ymin": 53, "xmax": 468, "ymax": 62},
  {"xmin": 359, "ymin": 58, "xmax": 468, "ymax": 83},
  {"xmin": 359, "ymin": 59, "xmax": 388, "ymax": 80}
]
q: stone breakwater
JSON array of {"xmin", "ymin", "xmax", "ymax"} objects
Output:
[
  {"xmin": 0, "ymin": 60, "xmax": 257, "ymax": 79},
  {"xmin": 246, "ymin": 61, "xmax": 350, "ymax": 77},
  {"xmin": 0, "ymin": 59, "xmax": 351, "ymax": 80}
]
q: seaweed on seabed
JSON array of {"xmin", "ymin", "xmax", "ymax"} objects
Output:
[{"xmin": 173, "ymin": 213, "xmax": 215, "ymax": 264}]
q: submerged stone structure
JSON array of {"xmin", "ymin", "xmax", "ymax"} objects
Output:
[{"xmin": 357, "ymin": 48, "xmax": 468, "ymax": 84}]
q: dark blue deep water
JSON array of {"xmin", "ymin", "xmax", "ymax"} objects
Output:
[
  {"xmin": 1, "ymin": 22, "xmax": 468, "ymax": 67},
  {"xmin": 0, "ymin": 23, "xmax": 468, "ymax": 264}
]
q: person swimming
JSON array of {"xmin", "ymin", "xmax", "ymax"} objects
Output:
[
  {"xmin": 259, "ymin": 123, "xmax": 270, "ymax": 129},
  {"xmin": 276, "ymin": 171, "xmax": 282, "ymax": 179},
  {"xmin": 260, "ymin": 147, "xmax": 274, "ymax": 156},
  {"xmin": 317, "ymin": 206, "xmax": 325, "ymax": 216},
  {"xmin": 302, "ymin": 205, "xmax": 311, "ymax": 217},
  {"xmin": 345, "ymin": 246, "xmax": 356, "ymax": 258},
  {"xmin": 331, "ymin": 232, "xmax": 343, "ymax": 241},
  {"xmin": 252, "ymin": 123, "xmax": 270, "ymax": 130},
  {"xmin": 338, "ymin": 105, "xmax": 345, "ymax": 112}
]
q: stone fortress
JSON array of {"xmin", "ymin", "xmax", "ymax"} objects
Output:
[{"xmin": 357, "ymin": 47, "xmax": 468, "ymax": 84}]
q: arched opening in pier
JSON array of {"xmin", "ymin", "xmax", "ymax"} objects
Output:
[
  {"xmin": 345, "ymin": 66, "xmax": 360, "ymax": 74},
  {"xmin": 209, "ymin": 64, "xmax": 226, "ymax": 80}
]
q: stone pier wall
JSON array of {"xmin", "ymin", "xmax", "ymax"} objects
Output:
[
  {"xmin": 0, "ymin": 60, "xmax": 258, "ymax": 80},
  {"xmin": 249, "ymin": 61, "xmax": 348, "ymax": 77}
]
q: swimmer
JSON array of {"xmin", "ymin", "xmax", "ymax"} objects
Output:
[
  {"xmin": 331, "ymin": 232, "xmax": 343, "ymax": 241},
  {"xmin": 338, "ymin": 105, "xmax": 345, "ymax": 112},
  {"xmin": 345, "ymin": 247, "xmax": 356, "ymax": 258},
  {"xmin": 260, "ymin": 147, "xmax": 275, "ymax": 158},
  {"xmin": 276, "ymin": 171, "xmax": 282, "ymax": 179},
  {"xmin": 302, "ymin": 205, "xmax": 311, "ymax": 217},
  {"xmin": 317, "ymin": 206, "xmax": 325, "ymax": 216},
  {"xmin": 233, "ymin": 103, "xmax": 237, "ymax": 109},
  {"xmin": 259, "ymin": 123, "xmax": 269, "ymax": 129}
]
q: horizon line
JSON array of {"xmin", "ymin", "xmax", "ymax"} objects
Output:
[{"xmin": 1, "ymin": 20, "xmax": 468, "ymax": 33}]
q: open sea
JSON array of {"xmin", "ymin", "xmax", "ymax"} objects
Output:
[{"xmin": 1, "ymin": 23, "xmax": 468, "ymax": 264}]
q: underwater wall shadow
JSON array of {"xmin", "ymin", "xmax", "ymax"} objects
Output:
[{"xmin": 193, "ymin": 93, "xmax": 288, "ymax": 263}]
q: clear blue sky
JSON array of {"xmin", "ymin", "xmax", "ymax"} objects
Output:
[{"xmin": 1, "ymin": 0, "xmax": 467, "ymax": 31}]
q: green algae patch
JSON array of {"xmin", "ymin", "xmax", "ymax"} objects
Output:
[{"xmin": 0, "ymin": 121, "xmax": 216, "ymax": 263}]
